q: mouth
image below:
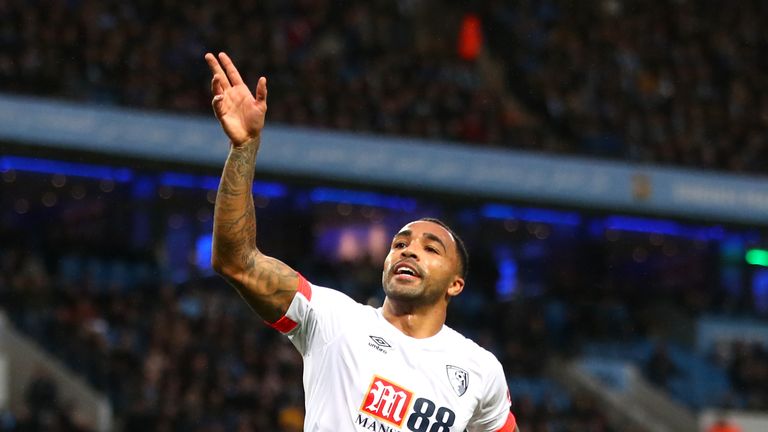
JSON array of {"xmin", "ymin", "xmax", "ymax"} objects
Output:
[{"xmin": 392, "ymin": 261, "xmax": 422, "ymax": 282}]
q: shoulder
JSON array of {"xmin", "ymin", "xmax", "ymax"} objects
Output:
[
  {"xmin": 280, "ymin": 278, "xmax": 378, "ymax": 349},
  {"xmin": 304, "ymin": 281, "xmax": 376, "ymax": 317},
  {"xmin": 442, "ymin": 326, "xmax": 504, "ymax": 371}
]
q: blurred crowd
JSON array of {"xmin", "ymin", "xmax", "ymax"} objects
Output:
[
  {"xmin": 481, "ymin": 0, "xmax": 768, "ymax": 172},
  {"xmin": 712, "ymin": 340, "xmax": 768, "ymax": 411},
  {"xmin": 511, "ymin": 393, "xmax": 621, "ymax": 432},
  {"xmin": 3, "ymin": 164, "xmax": 768, "ymax": 428},
  {"xmin": 0, "ymin": 240, "xmax": 642, "ymax": 431},
  {"xmin": 3, "ymin": 0, "xmax": 768, "ymax": 429},
  {"xmin": 4, "ymin": 165, "xmax": 768, "ymax": 428},
  {"xmin": 1, "ymin": 224, "xmax": 759, "ymax": 430},
  {"xmin": 4, "ymin": 0, "xmax": 768, "ymax": 173},
  {"xmin": 0, "ymin": 0, "xmax": 547, "ymax": 150},
  {"xmin": 1, "ymin": 249, "xmax": 305, "ymax": 431},
  {"xmin": 0, "ymin": 370, "xmax": 93, "ymax": 432}
]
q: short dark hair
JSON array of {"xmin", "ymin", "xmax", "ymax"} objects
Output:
[{"xmin": 418, "ymin": 217, "xmax": 469, "ymax": 279}]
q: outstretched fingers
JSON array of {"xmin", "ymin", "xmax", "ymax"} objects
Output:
[
  {"xmin": 205, "ymin": 53, "xmax": 231, "ymax": 90},
  {"xmin": 217, "ymin": 52, "xmax": 245, "ymax": 86}
]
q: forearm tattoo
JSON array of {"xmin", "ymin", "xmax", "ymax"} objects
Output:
[
  {"xmin": 214, "ymin": 139, "xmax": 260, "ymax": 268},
  {"xmin": 212, "ymin": 138, "xmax": 297, "ymax": 317}
]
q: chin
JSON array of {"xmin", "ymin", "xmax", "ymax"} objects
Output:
[{"xmin": 383, "ymin": 282, "xmax": 424, "ymax": 300}]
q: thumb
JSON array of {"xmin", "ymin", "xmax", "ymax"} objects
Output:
[{"xmin": 255, "ymin": 77, "xmax": 268, "ymax": 103}]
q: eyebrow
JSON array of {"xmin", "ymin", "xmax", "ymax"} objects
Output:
[{"xmin": 394, "ymin": 230, "xmax": 448, "ymax": 252}]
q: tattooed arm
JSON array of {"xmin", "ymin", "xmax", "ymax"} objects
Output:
[{"xmin": 206, "ymin": 52, "xmax": 298, "ymax": 322}]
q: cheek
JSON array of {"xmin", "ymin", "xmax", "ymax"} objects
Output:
[
  {"xmin": 430, "ymin": 257, "xmax": 456, "ymax": 280},
  {"xmin": 382, "ymin": 253, "xmax": 393, "ymax": 269}
]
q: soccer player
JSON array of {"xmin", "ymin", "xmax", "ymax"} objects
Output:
[{"xmin": 206, "ymin": 52, "xmax": 518, "ymax": 432}]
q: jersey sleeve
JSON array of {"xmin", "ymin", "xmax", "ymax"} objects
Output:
[
  {"xmin": 264, "ymin": 273, "xmax": 363, "ymax": 356},
  {"xmin": 467, "ymin": 356, "xmax": 516, "ymax": 432}
]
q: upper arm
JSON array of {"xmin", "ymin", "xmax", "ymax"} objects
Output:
[{"xmin": 217, "ymin": 251, "xmax": 299, "ymax": 323}]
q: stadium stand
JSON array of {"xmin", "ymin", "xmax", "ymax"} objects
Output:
[
  {"xmin": 4, "ymin": 1, "xmax": 768, "ymax": 173},
  {"xmin": 481, "ymin": 0, "xmax": 768, "ymax": 172},
  {"xmin": 0, "ymin": 0, "xmax": 549, "ymax": 150},
  {"xmin": 3, "ymin": 0, "xmax": 768, "ymax": 431},
  {"xmin": 2, "ymin": 166, "xmax": 768, "ymax": 430}
]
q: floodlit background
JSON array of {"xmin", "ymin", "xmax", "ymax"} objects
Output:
[{"xmin": 1, "ymin": 1, "xmax": 768, "ymax": 431}]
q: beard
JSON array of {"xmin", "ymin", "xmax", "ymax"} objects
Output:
[{"xmin": 381, "ymin": 273, "xmax": 444, "ymax": 307}]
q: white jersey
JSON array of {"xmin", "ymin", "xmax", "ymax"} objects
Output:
[{"xmin": 268, "ymin": 275, "xmax": 516, "ymax": 432}]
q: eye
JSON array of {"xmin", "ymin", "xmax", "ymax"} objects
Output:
[
  {"xmin": 425, "ymin": 246, "xmax": 439, "ymax": 254},
  {"xmin": 393, "ymin": 241, "xmax": 407, "ymax": 249}
]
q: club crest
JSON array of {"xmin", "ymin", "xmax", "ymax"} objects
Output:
[{"xmin": 446, "ymin": 365, "xmax": 469, "ymax": 396}]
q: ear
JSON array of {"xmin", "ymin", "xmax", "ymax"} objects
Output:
[{"xmin": 447, "ymin": 276, "xmax": 465, "ymax": 298}]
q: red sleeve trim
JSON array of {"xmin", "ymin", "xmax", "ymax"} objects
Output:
[
  {"xmin": 297, "ymin": 273, "xmax": 312, "ymax": 301},
  {"xmin": 269, "ymin": 314, "xmax": 298, "ymax": 333},
  {"xmin": 496, "ymin": 413, "xmax": 516, "ymax": 432},
  {"xmin": 265, "ymin": 274, "xmax": 312, "ymax": 333}
]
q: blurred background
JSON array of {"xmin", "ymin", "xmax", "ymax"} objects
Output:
[{"xmin": 1, "ymin": 0, "xmax": 768, "ymax": 431}]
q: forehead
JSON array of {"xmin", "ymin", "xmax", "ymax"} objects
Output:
[{"xmin": 395, "ymin": 221, "xmax": 455, "ymax": 246}]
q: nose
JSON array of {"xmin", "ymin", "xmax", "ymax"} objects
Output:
[{"xmin": 400, "ymin": 245, "xmax": 418, "ymax": 259}]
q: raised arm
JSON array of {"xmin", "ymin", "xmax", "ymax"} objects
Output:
[{"xmin": 206, "ymin": 52, "xmax": 298, "ymax": 322}]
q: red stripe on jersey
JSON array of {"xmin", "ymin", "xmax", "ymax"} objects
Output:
[
  {"xmin": 269, "ymin": 314, "xmax": 298, "ymax": 333},
  {"xmin": 496, "ymin": 413, "xmax": 516, "ymax": 432},
  {"xmin": 266, "ymin": 274, "xmax": 312, "ymax": 333},
  {"xmin": 297, "ymin": 274, "xmax": 312, "ymax": 301}
]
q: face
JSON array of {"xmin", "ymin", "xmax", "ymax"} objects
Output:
[{"xmin": 381, "ymin": 221, "xmax": 465, "ymax": 306}]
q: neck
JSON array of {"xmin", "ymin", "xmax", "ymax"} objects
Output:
[{"xmin": 381, "ymin": 297, "xmax": 447, "ymax": 339}]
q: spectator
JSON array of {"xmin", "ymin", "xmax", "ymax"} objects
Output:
[
  {"xmin": 645, "ymin": 343, "xmax": 679, "ymax": 389},
  {"xmin": 25, "ymin": 370, "xmax": 58, "ymax": 416}
]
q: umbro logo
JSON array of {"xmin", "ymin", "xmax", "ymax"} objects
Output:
[
  {"xmin": 368, "ymin": 335, "xmax": 391, "ymax": 353},
  {"xmin": 369, "ymin": 336, "xmax": 391, "ymax": 348}
]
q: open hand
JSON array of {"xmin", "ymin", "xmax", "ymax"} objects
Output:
[{"xmin": 205, "ymin": 52, "xmax": 267, "ymax": 147}]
